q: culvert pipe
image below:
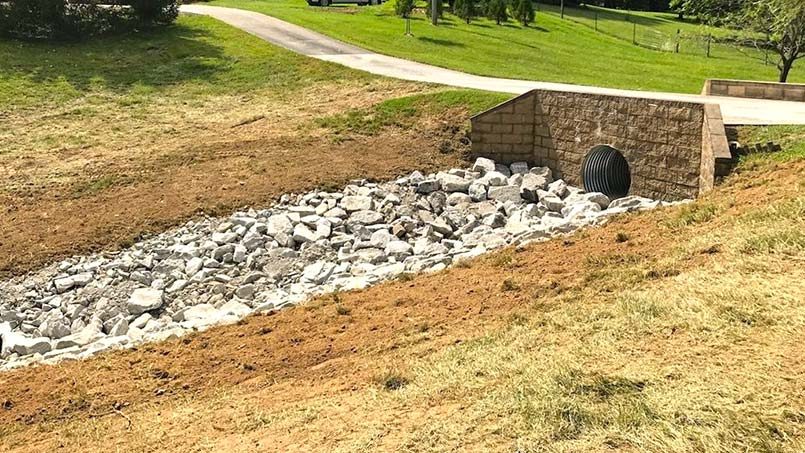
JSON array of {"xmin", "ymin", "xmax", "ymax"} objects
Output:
[{"xmin": 582, "ymin": 145, "xmax": 631, "ymax": 199}]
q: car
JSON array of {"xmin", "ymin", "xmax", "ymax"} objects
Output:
[{"xmin": 308, "ymin": 0, "xmax": 383, "ymax": 6}]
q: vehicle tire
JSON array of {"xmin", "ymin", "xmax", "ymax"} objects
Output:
[{"xmin": 320, "ymin": 0, "xmax": 329, "ymax": 6}]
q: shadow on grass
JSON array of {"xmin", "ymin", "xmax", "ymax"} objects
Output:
[
  {"xmin": 0, "ymin": 23, "xmax": 227, "ymax": 92},
  {"xmin": 416, "ymin": 36, "xmax": 466, "ymax": 47}
]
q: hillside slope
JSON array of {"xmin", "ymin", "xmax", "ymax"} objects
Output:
[
  {"xmin": 208, "ymin": 0, "xmax": 802, "ymax": 93},
  {"xmin": 1, "ymin": 143, "xmax": 804, "ymax": 452}
]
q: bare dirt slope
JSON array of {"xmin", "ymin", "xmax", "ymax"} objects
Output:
[
  {"xmin": 0, "ymin": 80, "xmax": 470, "ymax": 279},
  {"xmin": 1, "ymin": 160, "xmax": 803, "ymax": 452}
]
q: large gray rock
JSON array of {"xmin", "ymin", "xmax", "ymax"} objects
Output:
[
  {"xmin": 447, "ymin": 192, "xmax": 472, "ymax": 206},
  {"xmin": 1, "ymin": 332, "xmax": 51, "ymax": 357},
  {"xmin": 385, "ymin": 240, "xmax": 414, "ymax": 259},
  {"xmin": 302, "ymin": 261, "xmax": 337, "ymax": 285},
  {"xmin": 482, "ymin": 171, "xmax": 509, "ymax": 187},
  {"xmin": 562, "ymin": 201, "xmax": 602, "ymax": 219},
  {"xmin": 174, "ymin": 304, "xmax": 218, "ymax": 322},
  {"xmin": 53, "ymin": 319, "xmax": 104, "ymax": 350},
  {"xmin": 438, "ymin": 174, "xmax": 471, "ymax": 193},
  {"xmin": 127, "ymin": 288, "xmax": 164, "ymax": 315},
  {"xmin": 567, "ymin": 192, "xmax": 611, "ymax": 209},
  {"xmin": 416, "ymin": 179, "xmax": 441, "ymax": 194},
  {"xmin": 350, "ymin": 210, "xmax": 384, "ymax": 225},
  {"xmin": 488, "ymin": 185, "xmax": 523, "ymax": 204},
  {"xmin": 340, "ymin": 195, "xmax": 373, "ymax": 212},
  {"xmin": 538, "ymin": 190, "xmax": 565, "ymax": 212},
  {"xmin": 292, "ymin": 223, "xmax": 319, "ymax": 243},
  {"xmin": 469, "ymin": 181, "xmax": 488, "ymax": 202},
  {"xmin": 471, "ymin": 157, "xmax": 496, "ymax": 174},
  {"xmin": 547, "ymin": 179, "xmax": 568, "ymax": 198},
  {"xmin": 520, "ymin": 173, "xmax": 551, "ymax": 202},
  {"xmin": 266, "ymin": 214, "xmax": 294, "ymax": 237},
  {"xmin": 510, "ymin": 162, "xmax": 530, "ymax": 175},
  {"xmin": 609, "ymin": 196, "xmax": 659, "ymax": 212},
  {"xmin": 109, "ymin": 318, "xmax": 129, "ymax": 337},
  {"xmin": 39, "ymin": 319, "xmax": 71, "ymax": 339},
  {"xmin": 219, "ymin": 300, "xmax": 252, "ymax": 318},
  {"xmin": 178, "ymin": 304, "xmax": 218, "ymax": 322}
]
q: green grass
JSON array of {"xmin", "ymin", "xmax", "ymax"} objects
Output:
[
  {"xmin": 317, "ymin": 89, "xmax": 509, "ymax": 137},
  {"xmin": 0, "ymin": 15, "xmax": 366, "ymax": 112},
  {"xmin": 538, "ymin": 3, "xmax": 767, "ymax": 60},
  {"xmin": 737, "ymin": 126, "xmax": 805, "ymax": 164},
  {"xmin": 209, "ymin": 0, "xmax": 801, "ymax": 93}
]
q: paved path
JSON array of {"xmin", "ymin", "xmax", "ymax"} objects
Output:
[{"xmin": 181, "ymin": 4, "xmax": 805, "ymax": 126}]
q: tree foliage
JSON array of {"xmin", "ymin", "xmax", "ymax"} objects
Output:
[
  {"xmin": 511, "ymin": 0, "xmax": 535, "ymax": 27},
  {"xmin": 485, "ymin": 0, "xmax": 508, "ymax": 25},
  {"xmin": 669, "ymin": 0, "xmax": 744, "ymax": 25},
  {"xmin": 0, "ymin": 0, "xmax": 178, "ymax": 40},
  {"xmin": 741, "ymin": 0, "xmax": 805, "ymax": 82},
  {"xmin": 395, "ymin": 0, "xmax": 415, "ymax": 18},
  {"xmin": 454, "ymin": 0, "xmax": 477, "ymax": 24}
]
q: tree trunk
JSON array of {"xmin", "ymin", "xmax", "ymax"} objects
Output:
[{"xmin": 779, "ymin": 57, "xmax": 794, "ymax": 83}]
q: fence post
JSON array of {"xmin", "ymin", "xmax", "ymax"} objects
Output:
[
  {"xmin": 595, "ymin": 12, "xmax": 598, "ymax": 32},
  {"xmin": 706, "ymin": 34, "xmax": 711, "ymax": 58},
  {"xmin": 560, "ymin": 0, "xmax": 564, "ymax": 19},
  {"xmin": 675, "ymin": 29, "xmax": 680, "ymax": 53},
  {"xmin": 633, "ymin": 22, "xmax": 637, "ymax": 45}
]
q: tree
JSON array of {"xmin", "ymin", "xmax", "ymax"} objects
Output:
[
  {"xmin": 742, "ymin": 0, "xmax": 805, "ymax": 82},
  {"xmin": 454, "ymin": 0, "xmax": 477, "ymax": 23},
  {"xmin": 0, "ymin": 0, "xmax": 178, "ymax": 40},
  {"xmin": 669, "ymin": 0, "xmax": 744, "ymax": 25},
  {"xmin": 395, "ymin": 0, "xmax": 415, "ymax": 18},
  {"xmin": 486, "ymin": 0, "xmax": 508, "ymax": 25},
  {"xmin": 511, "ymin": 0, "xmax": 534, "ymax": 27},
  {"xmin": 426, "ymin": 0, "xmax": 444, "ymax": 21}
]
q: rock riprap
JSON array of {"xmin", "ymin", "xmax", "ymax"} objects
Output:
[{"xmin": 0, "ymin": 158, "xmax": 682, "ymax": 370}]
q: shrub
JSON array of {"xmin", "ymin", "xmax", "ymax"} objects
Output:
[
  {"xmin": 454, "ymin": 0, "xmax": 477, "ymax": 23},
  {"xmin": 486, "ymin": 0, "xmax": 509, "ymax": 24},
  {"xmin": 130, "ymin": 0, "xmax": 179, "ymax": 26},
  {"xmin": 510, "ymin": 0, "xmax": 535, "ymax": 26},
  {"xmin": 0, "ymin": 0, "xmax": 178, "ymax": 40},
  {"xmin": 395, "ymin": 0, "xmax": 416, "ymax": 18}
]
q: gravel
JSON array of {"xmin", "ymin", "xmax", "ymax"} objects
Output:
[{"xmin": 0, "ymin": 158, "xmax": 684, "ymax": 371}]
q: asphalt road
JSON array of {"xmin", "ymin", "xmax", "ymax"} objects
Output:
[{"xmin": 181, "ymin": 4, "xmax": 805, "ymax": 126}]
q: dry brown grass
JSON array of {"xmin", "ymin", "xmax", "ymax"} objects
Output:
[{"xmin": 2, "ymin": 158, "xmax": 804, "ymax": 452}]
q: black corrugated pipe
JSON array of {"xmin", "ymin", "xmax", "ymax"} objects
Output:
[{"xmin": 582, "ymin": 145, "xmax": 631, "ymax": 199}]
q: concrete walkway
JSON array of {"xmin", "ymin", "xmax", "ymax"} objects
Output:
[{"xmin": 181, "ymin": 4, "xmax": 805, "ymax": 126}]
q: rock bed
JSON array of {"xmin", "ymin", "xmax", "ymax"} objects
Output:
[{"xmin": 0, "ymin": 158, "xmax": 680, "ymax": 370}]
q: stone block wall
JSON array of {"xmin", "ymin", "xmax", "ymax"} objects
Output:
[
  {"xmin": 470, "ymin": 89, "xmax": 718, "ymax": 201},
  {"xmin": 703, "ymin": 79, "xmax": 805, "ymax": 102}
]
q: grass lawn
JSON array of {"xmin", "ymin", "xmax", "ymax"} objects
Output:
[
  {"xmin": 207, "ymin": 0, "xmax": 801, "ymax": 94},
  {"xmin": 538, "ymin": 3, "xmax": 768, "ymax": 60}
]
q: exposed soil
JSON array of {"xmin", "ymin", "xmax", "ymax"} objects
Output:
[
  {"xmin": 0, "ymin": 81, "xmax": 467, "ymax": 278},
  {"xmin": 2, "ymin": 161, "xmax": 802, "ymax": 452}
]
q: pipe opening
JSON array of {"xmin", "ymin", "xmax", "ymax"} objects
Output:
[{"xmin": 582, "ymin": 145, "xmax": 631, "ymax": 199}]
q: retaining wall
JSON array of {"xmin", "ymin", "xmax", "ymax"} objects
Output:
[
  {"xmin": 470, "ymin": 89, "xmax": 724, "ymax": 201},
  {"xmin": 703, "ymin": 79, "xmax": 805, "ymax": 102}
]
